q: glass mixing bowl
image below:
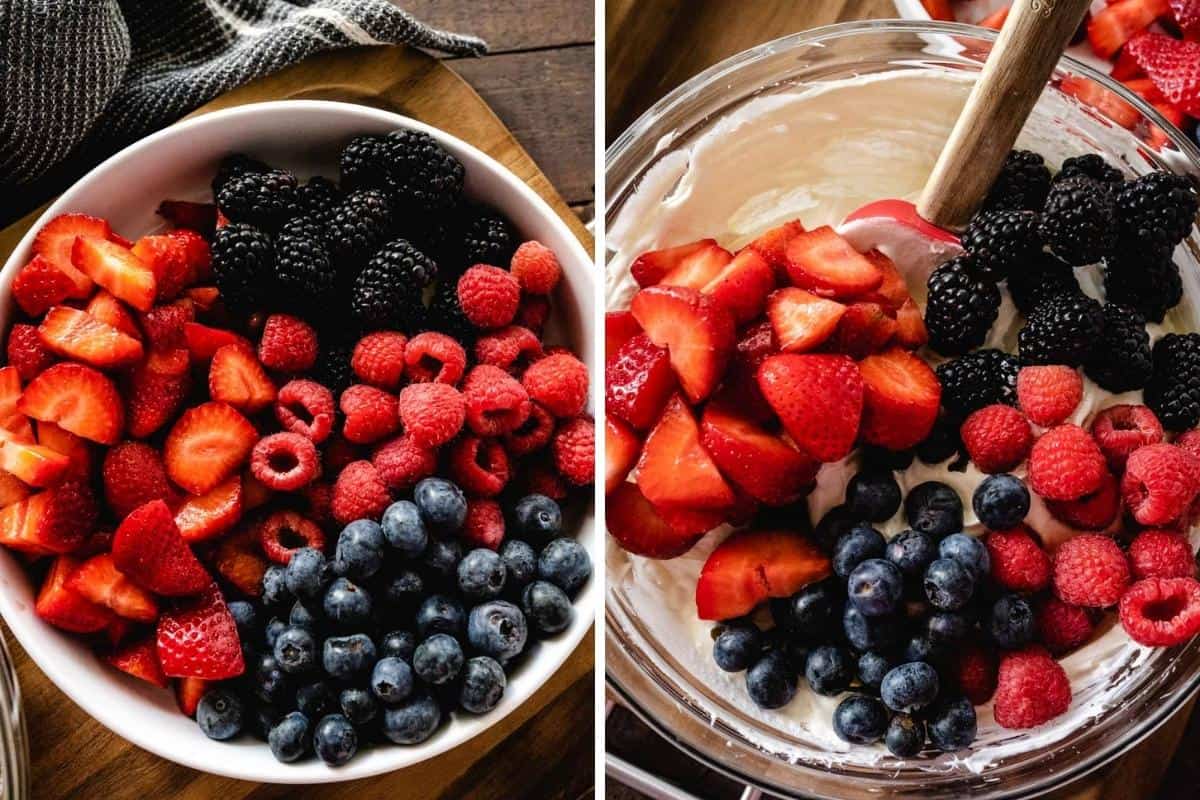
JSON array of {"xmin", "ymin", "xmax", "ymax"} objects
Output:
[{"xmin": 605, "ymin": 20, "xmax": 1200, "ymax": 800}]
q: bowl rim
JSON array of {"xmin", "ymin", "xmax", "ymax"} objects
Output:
[{"xmin": 0, "ymin": 98, "xmax": 596, "ymax": 784}]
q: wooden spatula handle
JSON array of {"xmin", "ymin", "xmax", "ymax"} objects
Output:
[{"xmin": 918, "ymin": 0, "xmax": 1093, "ymax": 230}]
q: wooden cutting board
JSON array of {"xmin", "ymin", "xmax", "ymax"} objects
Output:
[{"xmin": 1, "ymin": 44, "xmax": 593, "ymax": 799}]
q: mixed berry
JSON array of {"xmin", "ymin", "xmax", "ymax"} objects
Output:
[{"xmin": 5, "ymin": 127, "xmax": 593, "ymax": 766}]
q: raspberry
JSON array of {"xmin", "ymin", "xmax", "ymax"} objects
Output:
[
  {"xmin": 1177, "ymin": 429, "xmax": 1200, "ymax": 462},
  {"xmin": 1119, "ymin": 577, "xmax": 1200, "ymax": 646},
  {"xmin": 502, "ymin": 402, "xmax": 555, "ymax": 456},
  {"xmin": 462, "ymin": 498, "xmax": 505, "ymax": 550},
  {"xmin": 960, "ymin": 404, "xmax": 1033, "ymax": 473},
  {"xmin": 985, "ymin": 527, "xmax": 1051, "ymax": 592},
  {"xmin": 304, "ymin": 481, "xmax": 333, "ymax": 525},
  {"xmin": 258, "ymin": 314, "xmax": 318, "ymax": 372},
  {"xmin": 1034, "ymin": 596, "xmax": 1094, "ymax": 655},
  {"xmin": 339, "ymin": 384, "xmax": 399, "ymax": 445},
  {"xmin": 1128, "ymin": 529, "xmax": 1195, "ymax": 580},
  {"xmin": 274, "ymin": 379, "xmax": 335, "ymax": 443},
  {"xmin": 396, "ymin": 382, "xmax": 465, "ymax": 448},
  {"xmin": 474, "ymin": 326, "xmax": 543, "ymax": 373},
  {"xmin": 448, "ymin": 436, "xmax": 510, "ymax": 497},
  {"xmin": 1053, "ymin": 533, "xmax": 1130, "ymax": 607},
  {"xmin": 6, "ymin": 323, "xmax": 55, "ymax": 382},
  {"xmin": 515, "ymin": 294, "xmax": 551, "ymax": 334},
  {"xmin": 510, "ymin": 241, "xmax": 562, "ymax": 294},
  {"xmin": 457, "ymin": 265, "xmax": 520, "ymax": 329},
  {"xmin": 552, "ymin": 416, "xmax": 595, "ymax": 486},
  {"xmin": 101, "ymin": 442, "xmax": 174, "ymax": 520},
  {"xmin": 250, "ymin": 432, "xmax": 319, "ymax": 492},
  {"xmin": 330, "ymin": 460, "xmax": 391, "ymax": 525},
  {"xmin": 257, "ymin": 510, "xmax": 325, "ymax": 564},
  {"xmin": 462, "ymin": 364, "xmax": 532, "ymax": 436},
  {"xmin": 322, "ymin": 436, "xmax": 361, "ymax": 474},
  {"xmin": 404, "ymin": 331, "xmax": 468, "ymax": 385},
  {"xmin": 993, "ymin": 646, "xmax": 1071, "ymax": 729},
  {"xmin": 1016, "ymin": 366, "xmax": 1082, "ymax": 426},
  {"xmin": 371, "ymin": 434, "xmax": 437, "ymax": 491},
  {"xmin": 1044, "ymin": 471, "xmax": 1121, "ymax": 531},
  {"xmin": 1090, "ymin": 404, "xmax": 1164, "ymax": 472},
  {"xmin": 524, "ymin": 457, "xmax": 569, "ymax": 500},
  {"xmin": 1028, "ymin": 424, "xmax": 1107, "ymax": 501},
  {"xmin": 1122, "ymin": 443, "xmax": 1200, "ymax": 525},
  {"xmin": 521, "ymin": 352, "xmax": 589, "ymax": 419},
  {"xmin": 952, "ymin": 641, "xmax": 997, "ymax": 705},
  {"xmin": 351, "ymin": 331, "xmax": 407, "ymax": 390}
]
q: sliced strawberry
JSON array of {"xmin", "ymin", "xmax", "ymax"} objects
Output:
[
  {"xmin": 11, "ymin": 256, "xmax": 77, "ymax": 317},
  {"xmin": 212, "ymin": 528, "xmax": 268, "ymax": 597},
  {"xmin": 0, "ymin": 430, "xmax": 69, "ymax": 488},
  {"xmin": 85, "ymin": 291, "xmax": 142, "ymax": 340},
  {"xmin": 18, "ymin": 362, "xmax": 124, "ymax": 445},
  {"xmin": 747, "ymin": 219, "xmax": 806, "ymax": 274},
  {"xmin": 186, "ymin": 286, "xmax": 220, "ymax": 312},
  {"xmin": 157, "ymin": 200, "xmax": 219, "ymax": 238},
  {"xmin": 174, "ymin": 676, "xmax": 212, "ymax": 716},
  {"xmin": 695, "ymin": 529, "xmax": 832, "ymax": 620},
  {"xmin": 920, "ymin": 0, "xmax": 955, "ymax": 21},
  {"xmin": 32, "ymin": 214, "xmax": 109, "ymax": 297},
  {"xmin": 766, "ymin": 288, "xmax": 847, "ymax": 353},
  {"xmin": 784, "ymin": 226, "xmax": 883, "ymax": 298},
  {"xmin": 209, "ymin": 344, "xmax": 277, "ymax": 414},
  {"xmin": 35, "ymin": 555, "xmax": 114, "ymax": 633},
  {"xmin": 605, "ymin": 333, "xmax": 677, "ymax": 430},
  {"xmin": 1060, "ymin": 75, "xmax": 1140, "ymax": 128},
  {"xmin": 126, "ymin": 347, "xmax": 191, "ymax": 438},
  {"xmin": 0, "ymin": 472, "xmax": 30, "ymax": 510},
  {"xmin": 112, "ymin": 499, "xmax": 210, "ymax": 596},
  {"xmin": 702, "ymin": 248, "xmax": 776, "ymax": 324},
  {"xmin": 979, "ymin": 4, "xmax": 1011, "ymax": 29},
  {"xmin": 857, "ymin": 249, "xmax": 912, "ymax": 311},
  {"xmin": 720, "ymin": 321, "xmax": 780, "ymax": 425},
  {"xmin": 183, "ymin": 322, "xmax": 251, "ymax": 361},
  {"xmin": 700, "ymin": 399, "xmax": 818, "ymax": 506},
  {"xmin": 68, "ymin": 553, "xmax": 158, "ymax": 622},
  {"xmin": 659, "ymin": 242, "xmax": 733, "ymax": 290},
  {"xmin": 103, "ymin": 636, "xmax": 169, "ymax": 688},
  {"xmin": 630, "ymin": 239, "xmax": 718, "ymax": 288},
  {"xmin": 1126, "ymin": 31, "xmax": 1200, "ymax": 116},
  {"xmin": 605, "ymin": 481, "xmax": 709, "ymax": 559},
  {"xmin": 0, "ymin": 481, "xmax": 95, "ymax": 555},
  {"xmin": 629, "ymin": 286, "xmax": 735, "ymax": 404},
  {"xmin": 167, "ymin": 230, "xmax": 212, "ymax": 284},
  {"xmin": 138, "ymin": 299, "xmax": 194, "ymax": 352},
  {"xmin": 156, "ymin": 584, "xmax": 244, "ymax": 680},
  {"xmin": 71, "ymin": 236, "xmax": 156, "ymax": 311},
  {"xmin": 858, "ymin": 347, "xmax": 942, "ymax": 452},
  {"xmin": 37, "ymin": 306, "xmax": 143, "ymax": 369},
  {"xmin": 164, "ymin": 402, "xmax": 258, "ymax": 495},
  {"xmin": 827, "ymin": 302, "xmax": 898, "ymax": 358},
  {"xmin": 604, "ymin": 416, "xmax": 641, "ymax": 495},
  {"xmin": 131, "ymin": 235, "xmax": 191, "ymax": 302},
  {"xmin": 894, "ymin": 298, "xmax": 930, "ymax": 349},
  {"xmin": 605, "ymin": 311, "xmax": 642, "ymax": 361},
  {"xmin": 1088, "ymin": 0, "xmax": 1170, "ymax": 60},
  {"xmin": 0, "ymin": 367, "xmax": 28, "ymax": 438},
  {"xmin": 636, "ymin": 394, "xmax": 734, "ymax": 510},
  {"xmin": 757, "ymin": 354, "xmax": 863, "ymax": 463},
  {"xmin": 37, "ymin": 421, "xmax": 92, "ymax": 482},
  {"xmin": 174, "ymin": 475, "xmax": 242, "ymax": 543}
]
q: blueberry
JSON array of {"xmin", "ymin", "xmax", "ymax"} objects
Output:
[
  {"xmin": 928, "ymin": 695, "xmax": 977, "ymax": 751},
  {"xmin": 255, "ymin": 653, "xmax": 291, "ymax": 705},
  {"xmin": 537, "ymin": 538, "xmax": 591, "ymax": 596},
  {"xmin": 248, "ymin": 703, "xmax": 283, "ymax": 741},
  {"xmin": 513, "ymin": 494, "xmax": 563, "ymax": 542},
  {"xmin": 843, "ymin": 604, "xmax": 900, "ymax": 651},
  {"xmin": 323, "ymin": 577, "xmax": 372, "ymax": 627},
  {"xmin": 772, "ymin": 578, "xmax": 841, "ymax": 638},
  {"xmin": 323, "ymin": 633, "xmax": 377, "ymax": 679},
  {"xmin": 939, "ymin": 533, "xmax": 990, "ymax": 579},
  {"xmin": 886, "ymin": 713, "xmax": 926, "ymax": 758},
  {"xmin": 414, "ymin": 477, "xmax": 467, "ymax": 531},
  {"xmin": 296, "ymin": 680, "xmax": 337, "ymax": 719},
  {"xmin": 379, "ymin": 630, "xmax": 417, "ymax": 661},
  {"xmin": 383, "ymin": 569, "xmax": 425, "ymax": 612},
  {"xmin": 381, "ymin": 500, "xmax": 428, "ymax": 556},
  {"xmin": 458, "ymin": 548, "xmax": 506, "ymax": 601},
  {"xmin": 371, "ymin": 655, "xmax": 415, "ymax": 704},
  {"xmin": 805, "ymin": 644, "xmax": 853, "ymax": 696},
  {"xmin": 833, "ymin": 524, "xmax": 886, "ymax": 578},
  {"xmin": 712, "ymin": 623, "xmax": 762, "ymax": 672},
  {"xmin": 228, "ymin": 600, "xmax": 258, "ymax": 638},
  {"xmin": 382, "ymin": 694, "xmax": 442, "ymax": 744},
  {"xmin": 334, "ymin": 519, "xmax": 386, "ymax": 581},
  {"xmin": 832, "ymin": 694, "xmax": 889, "ymax": 744},
  {"xmin": 881, "ymin": 662, "xmax": 940, "ymax": 713},
  {"xmin": 927, "ymin": 611, "xmax": 970, "ymax": 643},
  {"xmin": 459, "ymin": 656, "xmax": 507, "ymax": 713},
  {"xmin": 924, "ymin": 558, "xmax": 975, "ymax": 610},
  {"xmin": 268, "ymin": 711, "xmax": 310, "ymax": 762},
  {"xmin": 467, "ymin": 600, "xmax": 528, "ymax": 661},
  {"xmin": 262, "ymin": 565, "xmax": 292, "ymax": 607},
  {"xmin": 285, "ymin": 548, "xmax": 329, "ymax": 601},
  {"xmin": 763, "ymin": 628, "xmax": 809, "ymax": 671},
  {"xmin": 813, "ymin": 505, "xmax": 862, "ymax": 551},
  {"xmin": 989, "ymin": 593, "xmax": 1035, "ymax": 649},
  {"xmin": 848, "ymin": 558, "xmax": 904, "ymax": 616},
  {"xmin": 289, "ymin": 599, "xmax": 319, "ymax": 630},
  {"xmin": 745, "ymin": 649, "xmax": 797, "ymax": 709},
  {"xmin": 197, "ymin": 689, "xmax": 244, "ymax": 740},
  {"xmin": 313, "ymin": 714, "xmax": 357, "ymax": 766},
  {"xmin": 416, "ymin": 594, "xmax": 466, "ymax": 638},
  {"xmin": 973, "ymin": 473, "xmax": 1030, "ymax": 530},
  {"xmin": 857, "ymin": 651, "xmax": 893, "ymax": 690},
  {"xmin": 413, "ymin": 633, "xmax": 464, "ymax": 685},
  {"xmin": 886, "ymin": 529, "xmax": 937, "ymax": 577},
  {"xmin": 521, "ymin": 580, "xmax": 574, "ymax": 636},
  {"xmin": 846, "ymin": 470, "xmax": 902, "ymax": 522},
  {"xmin": 901, "ymin": 633, "xmax": 945, "ymax": 665},
  {"xmin": 421, "ymin": 537, "xmax": 463, "ymax": 580},
  {"xmin": 905, "ymin": 482, "xmax": 964, "ymax": 538},
  {"xmin": 264, "ymin": 617, "xmax": 287, "ymax": 651},
  {"xmin": 500, "ymin": 539, "xmax": 538, "ymax": 589},
  {"xmin": 274, "ymin": 626, "xmax": 317, "ymax": 674},
  {"xmin": 340, "ymin": 687, "xmax": 378, "ymax": 726}
]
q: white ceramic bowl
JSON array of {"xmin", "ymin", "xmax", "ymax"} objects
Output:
[{"xmin": 0, "ymin": 100, "xmax": 597, "ymax": 784}]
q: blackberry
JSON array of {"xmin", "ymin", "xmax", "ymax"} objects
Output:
[
  {"xmin": 1115, "ymin": 171, "xmax": 1198, "ymax": 256},
  {"xmin": 1007, "ymin": 253, "xmax": 1080, "ymax": 315},
  {"xmin": 275, "ymin": 227, "xmax": 336, "ymax": 313},
  {"xmin": 211, "ymin": 153, "xmax": 270, "ymax": 198},
  {"xmin": 294, "ymin": 176, "xmax": 343, "ymax": 225},
  {"xmin": 935, "ymin": 349, "xmax": 1020, "ymax": 419},
  {"xmin": 1083, "ymin": 303, "xmax": 1152, "ymax": 393},
  {"xmin": 925, "ymin": 256, "xmax": 1001, "ymax": 356},
  {"xmin": 461, "ymin": 207, "xmax": 517, "ymax": 268},
  {"xmin": 1103, "ymin": 247, "xmax": 1183, "ymax": 323},
  {"xmin": 428, "ymin": 279, "xmax": 477, "ymax": 343},
  {"xmin": 1039, "ymin": 176, "xmax": 1117, "ymax": 266},
  {"xmin": 211, "ymin": 223, "xmax": 274, "ymax": 314},
  {"xmin": 326, "ymin": 189, "xmax": 394, "ymax": 263},
  {"xmin": 278, "ymin": 215, "xmax": 326, "ymax": 243},
  {"xmin": 985, "ymin": 150, "xmax": 1051, "ymax": 212},
  {"xmin": 216, "ymin": 169, "xmax": 300, "ymax": 231},
  {"xmin": 1144, "ymin": 333, "xmax": 1200, "ymax": 431},
  {"xmin": 351, "ymin": 239, "xmax": 438, "ymax": 330},
  {"xmin": 381, "ymin": 129, "xmax": 465, "ymax": 214},
  {"xmin": 1056, "ymin": 154, "xmax": 1123, "ymax": 187},
  {"xmin": 1017, "ymin": 291, "xmax": 1103, "ymax": 366},
  {"xmin": 311, "ymin": 341, "xmax": 354, "ymax": 395},
  {"xmin": 916, "ymin": 416, "xmax": 964, "ymax": 463},
  {"xmin": 960, "ymin": 209, "xmax": 1042, "ymax": 281},
  {"xmin": 339, "ymin": 135, "xmax": 390, "ymax": 191}
]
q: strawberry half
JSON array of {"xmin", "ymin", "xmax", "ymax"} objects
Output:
[
  {"xmin": 747, "ymin": 219, "xmax": 806, "ymax": 274},
  {"xmin": 85, "ymin": 291, "xmax": 142, "ymax": 340},
  {"xmin": 636, "ymin": 394, "xmax": 734, "ymax": 511},
  {"xmin": 71, "ymin": 236, "xmax": 157, "ymax": 311},
  {"xmin": 164, "ymin": 402, "xmax": 258, "ymax": 495},
  {"xmin": 605, "ymin": 333, "xmax": 677, "ymax": 430},
  {"xmin": 174, "ymin": 475, "xmax": 243, "ymax": 543},
  {"xmin": 695, "ymin": 529, "xmax": 832, "ymax": 620},
  {"xmin": 18, "ymin": 362, "xmax": 125, "ymax": 445},
  {"xmin": 766, "ymin": 287, "xmax": 847, "ymax": 353},
  {"xmin": 12, "ymin": 256, "xmax": 77, "ymax": 317},
  {"xmin": 174, "ymin": 676, "xmax": 212, "ymax": 716},
  {"xmin": 139, "ymin": 299, "xmax": 194, "ymax": 352},
  {"xmin": 1126, "ymin": 31, "xmax": 1200, "ymax": 115},
  {"xmin": 630, "ymin": 239, "xmax": 718, "ymax": 288},
  {"xmin": 604, "ymin": 416, "xmax": 640, "ymax": 495},
  {"xmin": 784, "ymin": 226, "xmax": 883, "ymax": 298},
  {"xmin": 209, "ymin": 344, "xmax": 277, "ymax": 414},
  {"xmin": 37, "ymin": 306, "xmax": 144, "ymax": 369},
  {"xmin": 0, "ymin": 480, "xmax": 96, "ymax": 555},
  {"xmin": 894, "ymin": 298, "xmax": 929, "ymax": 349},
  {"xmin": 103, "ymin": 636, "xmax": 169, "ymax": 688},
  {"xmin": 630, "ymin": 286, "xmax": 735, "ymax": 404},
  {"xmin": 113, "ymin": 500, "xmax": 211, "ymax": 596},
  {"xmin": 605, "ymin": 311, "xmax": 641, "ymax": 361},
  {"xmin": 702, "ymin": 248, "xmax": 776, "ymax": 324},
  {"xmin": 35, "ymin": 555, "xmax": 114, "ymax": 633},
  {"xmin": 156, "ymin": 584, "xmax": 245, "ymax": 680},
  {"xmin": 757, "ymin": 354, "xmax": 864, "ymax": 463},
  {"xmin": 659, "ymin": 242, "xmax": 733, "ymax": 291},
  {"xmin": 1088, "ymin": 0, "xmax": 1170, "ymax": 60},
  {"xmin": 858, "ymin": 348, "xmax": 942, "ymax": 451},
  {"xmin": 827, "ymin": 302, "xmax": 898, "ymax": 358},
  {"xmin": 32, "ymin": 213, "xmax": 109, "ymax": 297},
  {"xmin": 700, "ymin": 400, "xmax": 819, "ymax": 506},
  {"xmin": 605, "ymin": 481, "xmax": 713, "ymax": 559},
  {"xmin": 68, "ymin": 553, "xmax": 159, "ymax": 622},
  {"xmin": 126, "ymin": 347, "xmax": 191, "ymax": 438},
  {"xmin": 183, "ymin": 322, "xmax": 252, "ymax": 361}
]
